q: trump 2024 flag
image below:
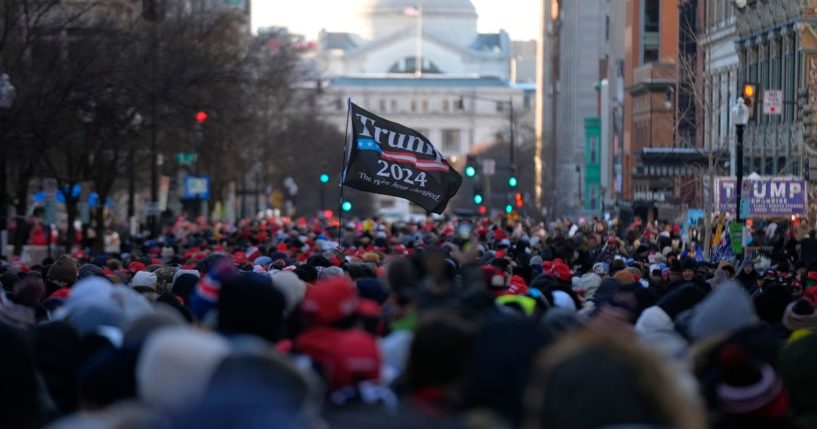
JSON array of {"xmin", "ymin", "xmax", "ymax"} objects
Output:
[{"xmin": 342, "ymin": 102, "xmax": 462, "ymax": 213}]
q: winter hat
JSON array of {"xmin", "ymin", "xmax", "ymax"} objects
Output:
[
  {"xmin": 172, "ymin": 274, "xmax": 200, "ymax": 304},
  {"xmin": 296, "ymin": 327, "xmax": 380, "ymax": 392},
  {"xmin": 153, "ymin": 267, "xmax": 178, "ymax": 295},
  {"xmin": 689, "ymin": 282, "xmax": 757, "ymax": 341},
  {"xmin": 551, "ymin": 290, "xmax": 577, "ymax": 312},
  {"xmin": 634, "ymin": 305, "xmax": 674, "ymax": 335},
  {"xmin": 269, "ymin": 271, "xmax": 306, "ymax": 315},
  {"xmin": 47, "ymin": 255, "xmax": 78, "ymax": 285},
  {"xmin": 579, "ymin": 273, "xmax": 602, "ymax": 299},
  {"xmin": 592, "ymin": 262, "xmax": 609, "ymax": 276},
  {"xmin": 131, "ymin": 271, "xmax": 158, "ymax": 293},
  {"xmin": 356, "ymin": 278, "xmax": 388, "ymax": 304},
  {"xmin": 753, "ymin": 284, "xmax": 792, "ymax": 324},
  {"xmin": 716, "ymin": 344, "xmax": 788, "ymax": 417},
  {"xmin": 656, "ymin": 284, "xmax": 708, "ymax": 320},
  {"xmin": 482, "ymin": 265, "xmax": 509, "ymax": 290},
  {"xmin": 190, "ymin": 260, "xmax": 237, "ymax": 322},
  {"xmin": 529, "ymin": 255, "xmax": 544, "ymax": 268},
  {"xmin": 218, "ymin": 272, "xmax": 286, "ymax": 342},
  {"xmin": 123, "ymin": 310, "xmax": 185, "ymax": 349},
  {"xmin": 612, "ymin": 269, "xmax": 636, "ymax": 285},
  {"xmin": 783, "ymin": 299, "xmax": 817, "ymax": 332},
  {"xmin": 136, "ymin": 327, "xmax": 229, "ymax": 411},
  {"xmin": 78, "ymin": 264, "xmax": 103, "ymax": 280},
  {"xmin": 301, "ymin": 277, "xmax": 359, "ymax": 326},
  {"xmin": 778, "ymin": 332, "xmax": 817, "ymax": 414}
]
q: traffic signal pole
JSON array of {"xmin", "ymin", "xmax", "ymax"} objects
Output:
[{"xmin": 735, "ymin": 124, "xmax": 745, "ymax": 222}]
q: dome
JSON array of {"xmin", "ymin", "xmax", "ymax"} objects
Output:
[{"xmin": 359, "ymin": 0, "xmax": 477, "ymax": 17}]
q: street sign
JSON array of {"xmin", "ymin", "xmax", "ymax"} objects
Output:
[
  {"xmin": 183, "ymin": 176, "xmax": 210, "ymax": 200},
  {"xmin": 763, "ymin": 90, "xmax": 783, "ymax": 115},
  {"xmin": 481, "ymin": 159, "xmax": 496, "ymax": 176},
  {"xmin": 175, "ymin": 153, "xmax": 198, "ymax": 165},
  {"xmin": 144, "ymin": 202, "xmax": 160, "ymax": 215}
]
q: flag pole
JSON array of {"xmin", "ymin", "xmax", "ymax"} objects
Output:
[{"xmin": 338, "ymin": 98, "xmax": 352, "ymax": 241}]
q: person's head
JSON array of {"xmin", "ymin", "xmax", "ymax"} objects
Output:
[
  {"xmin": 524, "ymin": 329, "xmax": 704, "ymax": 429},
  {"xmin": 407, "ymin": 311, "xmax": 476, "ymax": 403},
  {"xmin": 47, "ymin": 255, "xmax": 78, "ymax": 288}
]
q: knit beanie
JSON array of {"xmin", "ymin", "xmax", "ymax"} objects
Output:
[
  {"xmin": 778, "ymin": 332, "xmax": 817, "ymax": 414},
  {"xmin": 47, "ymin": 256, "xmax": 78, "ymax": 285},
  {"xmin": 217, "ymin": 272, "xmax": 286, "ymax": 343},
  {"xmin": 656, "ymin": 284, "xmax": 707, "ymax": 320},
  {"xmin": 783, "ymin": 299, "xmax": 817, "ymax": 332},
  {"xmin": 716, "ymin": 344, "xmax": 788, "ymax": 418},
  {"xmin": 689, "ymin": 282, "xmax": 757, "ymax": 341},
  {"xmin": 136, "ymin": 327, "xmax": 229, "ymax": 411},
  {"xmin": 269, "ymin": 271, "xmax": 306, "ymax": 315}
]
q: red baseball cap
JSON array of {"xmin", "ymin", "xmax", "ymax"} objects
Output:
[
  {"xmin": 301, "ymin": 277, "xmax": 359, "ymax": 325},
  {"xmin": 296, "ymin": 327, "xmax": 381, "ymax": 391},
  {"xmin": 128, "ymin": 262, "xmax": 146, "ymax": 274}
]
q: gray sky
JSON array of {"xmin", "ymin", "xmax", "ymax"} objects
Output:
[{"xmin": 251, "ymin": 0, "xmax": 540, "ymax": 41}]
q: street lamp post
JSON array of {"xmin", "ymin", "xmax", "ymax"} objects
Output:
[
  {"xmin": 0, "ymin": 73, "xmax": 16, "ymax": 259},
  {"xmin": 732, "ymin": 97, "xmax": 750, "ymax": 222}
]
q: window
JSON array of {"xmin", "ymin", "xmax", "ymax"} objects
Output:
[
  {"xmin": 496, "ymin": 102, "xmax": 504, "ymax": 112},
  {"xmin": 605, "ymin": 16, "xmax": 610, "ymax": 42},
  {"xmin": 387, "ymin": 56, "xmax": 442, "ymax": 74},
  {"xmin": 335, "ymin": 98, "xmax": 343, "ymax": 110},
  {"xmin": 410, "ymin": 100, "xmax": 417, "ymax": 112},
  {"xmin": 390, "ymin": 100, "xmax": 398, "ymax": 111},
  {"xmin": 589, "ymin": 136, "xmax": 599, "ymax": 164},
  {"xmin": 379, "ymin": 99, "xmax": 386, "ymax": 112},
  {"xmin": 641, "ymin": 0, "xmax": 660, "ymax": 64},
  {"xmin": 590, "ymin": 184, "xmax": 598, "ymax": 210},
  {"xmin": 442, "ymin": 129, "xmax": 461, "ymax": 152},
  {"xmin": 421, "ymin": 100, "xmax": 428, "ymax": 112},
  {"xmin": 442, "ymin": 100, "xmax": 450, "ymax": 112}
]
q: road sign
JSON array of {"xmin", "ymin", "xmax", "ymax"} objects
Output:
[
  {"xmin": 481, "ymin": 159, "xmax": 495, "ymax": 176},
  {"xmin": 763, "ymin": 90, "xmax": 783, "ymax": 115},
  {"xmin": 183, "ymin": 176, "xmax": 210, "ymax": 200},
  {"xmin": 144, "ymin": 202, "xmax": 160, "ymax": 215},
  {"xmin": 175, "ymin": 153, "xmax": 198, "ymax": 165}
]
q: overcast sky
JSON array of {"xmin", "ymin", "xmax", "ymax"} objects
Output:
[{"xmin": 251, "ymin": 0, "xmax": 540, "ymax": 41}]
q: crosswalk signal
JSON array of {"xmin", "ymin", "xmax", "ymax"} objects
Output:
[
  {"xmin": 515, "ymin": 192, "xmax": 524, "ymax": 208},
  {"xmin": 742, "ymin": 83, "xmax": 758, "ymax": 120}
]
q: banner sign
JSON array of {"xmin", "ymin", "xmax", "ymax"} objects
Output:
[
  {"xmin": 183, "ymin": 176, "xmax": 210, "ymax": 200},
  {"xmin": 342, "ymin": 102, "xmax": 462, "ymax": 213},
  {"xmin": 715, "ymin": 176, "xmax": 806, "ymax": 218}
]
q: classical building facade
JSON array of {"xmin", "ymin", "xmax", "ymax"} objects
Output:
[
  {"xmin": 318, "ymin": 0, "xmax": 531, "ymax": 218},
  {"xmin": 734, "ymin": 0, "xmax": 811, "ymax": 178}
]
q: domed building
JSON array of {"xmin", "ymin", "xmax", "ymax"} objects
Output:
[{"xmin": 317, "ymin": 0, "xmax": 532, "ymax": 219}]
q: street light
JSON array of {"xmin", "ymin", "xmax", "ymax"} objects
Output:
[
  {"xmin": 732, "ymin": 95, "xmax": 751, "ymax": 222},
  {"xmin": 0, "ymin": 73, "xmax": 16, "ymax": 258}
]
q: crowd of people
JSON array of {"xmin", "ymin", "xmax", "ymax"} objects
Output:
[{"xmin": 3, "ymin": 213, "xmax": 817, "ymax": 428}]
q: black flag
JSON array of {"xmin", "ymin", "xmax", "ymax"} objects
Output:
[{"xmin": 342, "ymin": 102, "xmax": 462, "ymax": 214}]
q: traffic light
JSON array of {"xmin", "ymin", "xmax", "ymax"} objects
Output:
[
  {"xmin": 473, "ymin": 182, "xmax": 483, "ymax": 205},
  {"xmin": 464, "ymin": 154, "xmax": 477, "ymax": 178},
  {"xmin": 742, "ymin": 83, "xmax": 757, "ymax": 119},
  {"xmin": 508, "ymin": 176, "xmax": 518, "ymax": 188},
  {"xmin": 478, "ymin": 205, "xmax": 487, "ymax": 215},
  {"xmin": 323, "ymin": 209, "xmax": 333, "ymax": 218},
  {"xmin": 515, "ymin": 192, "xmax": 524, "ymax": 208},
  {"xmin": 342, "ymin": 201, "xmax": 352, "ymax": 212},
  {"xmin": 505, "ymin": 204, "xmax": 513, "ymax": 214},
  {"xmin": 195, "ymin": 111, "xmax": 208, "ymax": 124},
  {"xmin": 319, "ymin": 173, "xmax": 330, "ymax": 183}
]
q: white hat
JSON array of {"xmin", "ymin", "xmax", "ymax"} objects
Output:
[{"xmin": 131, "ymin": 271, "xmax": 157, "ymax": 292}]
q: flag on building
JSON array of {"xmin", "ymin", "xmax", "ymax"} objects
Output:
[{"xmin": 342, "ymin": 102, "xmax": 462, "ymax": 213}]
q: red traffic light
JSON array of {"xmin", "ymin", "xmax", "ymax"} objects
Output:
[
  {"xmin": 323, "ymin": 209, "xmax": 333, "ymax": 219},
  {"xmin": 478, "ymin": 205, "xmax": 487, "ymax": 215},
  {"xmin": 195, "ymin": 111, "xmax": 208, "ymax": 123}
]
